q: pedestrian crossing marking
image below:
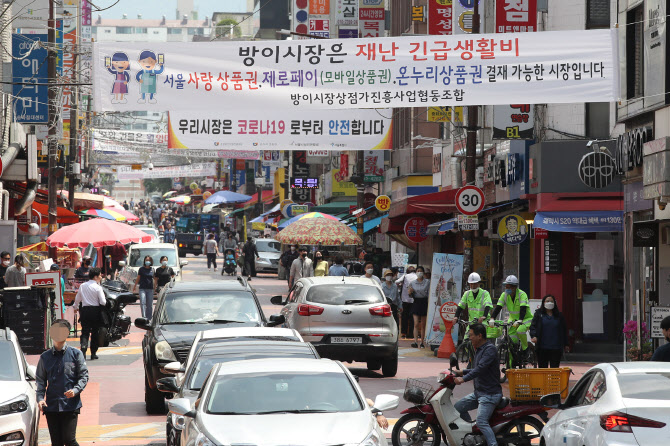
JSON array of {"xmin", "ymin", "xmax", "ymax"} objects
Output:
[{"xmin": 96, "ymin": 346, "xmax": 143, "ymax": 355}]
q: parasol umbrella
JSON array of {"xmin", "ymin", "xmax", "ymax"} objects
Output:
[
  {"xmin": 79, "ymin": 208, "xmax": 124, "ymax": 221},
  {"xmin": 112, "ymin": 208, "xmax": 140, "ymax": 221},
  {"xmin": 168, "ymin": 195, "xmax": 191, "ymax": 205},
  {"xmin": 278, "ymin": 212, "xmax": 340, "ymax": 230},
  {"xmin": 205, "ymin": 190, "xmax": 253, "ymax": 204},
  {"xmin": 46, "ymin": 218, "xmax": 153, "ymax": 248},
  {"xmin": 103, "ymin": 196, "xmax": 125, "ymax": 210},
  {"xmin": 275, "ymin": 218, "xmax": 362, "ymax": 246},
  {"xmin": 163, "ymin": 191, "xmax": 177, "ymax": 198}
]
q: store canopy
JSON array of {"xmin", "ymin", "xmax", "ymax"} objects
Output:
[
  {"xmin": 533, "ymin": 211, "xmax": 623, "ymax": 232},
  {"xmin": 348, "ymin": 215, "xmax": 387, "ymax": 234},
  {"xmin": 57, "ymin": 190, "xmax": 105, "ymax": 210},
  {"xmin": 241, "ymin": 190, "xmax": 275, "ymax": 206},
  {"xmin": 389, "ymin": 189, "xmax": 458, "ymax": 219},
  {"xmin": 250, "ymin": 204, "xmax": 282, "ymax": 223},
  {"xmin": 426, "ymin": 218, "xmax": 457, "ymax": 236},
  {"xmin": 29, "ymin": 202, "xmax": 79, "ymax": 224},
  {"xmin": 207, "ymin": 190, "xmax": 253, "ymax": 205},
  {"xmin": 313, "ymin": 201, "xmax": 356, "ymax": 214}
]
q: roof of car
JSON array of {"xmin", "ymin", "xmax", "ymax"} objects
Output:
[
  {"xmin": 168, "ymin": 279, "xmax": 250, "ymax": 292},
  {"xmin": 199, "ymin": 327, "xmax": 301, "ymax": 341},
  {"xmin": 607, "ymin": 362, "xmax": 670, "ymax": 374},
  {"xmin": 215, "ymin": 357, "xmax": 340, "ymax": 376},
  {"xmin": 299, "ymin": 276, "xmax": 382, "ymax": 287},
  {"xmin": 200, "ymin": 341, "xmax": 316, "ymax": 357},
  {"xmin": 129, "ymin": 242, "xmax": 175, "ymax": 248},
  {"xmin": 0, "ymin": 328, "xmax": 12, "ymax": 341}
]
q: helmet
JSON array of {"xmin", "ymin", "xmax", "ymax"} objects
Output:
[
  {"xmin": 403, "ymin": 387, "xmax": 426, "ymax": 405},
  {"xmin": 503, "ymin": 275, "xmax": 519, "ymax": 286},
  {"xmin": 467, "ymin": 272, "xmax": 481, "ymax": 284}
]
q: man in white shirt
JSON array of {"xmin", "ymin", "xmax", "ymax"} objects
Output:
[
  {"xmin": 74, "ymin": 268, "xmax": 106, "ymax": 360},
  {"xmin": 396, "ymin": 266, "xmax": 417, "ymax": 339},
  {"xmin": 289, "ymin": 247, "xmax": 314, "ymax": 289}
]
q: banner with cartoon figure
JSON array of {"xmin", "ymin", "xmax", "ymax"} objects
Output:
[
  {"xmin": 426, "ymin": 253, "xmax": 464, "ymax": 347},
  {"xmin": 497, "ymin": 214, "xmax": 528, "ymax": 245}
]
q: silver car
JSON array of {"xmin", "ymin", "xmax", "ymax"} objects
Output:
[
  {"xmin": 253, "ymin": 238, "xmax": 281, "ymax": 273},
  {"xmin": 270, "ymin": 276, "xmax": 399, "ymax": 377},
  {"xmin": 168, "ymin": 358, "xmax": 399, "ymax": 446}
]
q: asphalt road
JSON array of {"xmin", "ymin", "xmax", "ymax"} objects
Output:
[{"xmin": 26, "ymin": 254, "xmax": 593, "ymax": 446}]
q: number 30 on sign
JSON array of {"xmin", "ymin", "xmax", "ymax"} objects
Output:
[{"xmin": 455, "ymin": 186, "xmax": 485, "ymax": 216}]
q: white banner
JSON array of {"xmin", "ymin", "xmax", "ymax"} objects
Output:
[
  {"xmin": 116, "ymin": 162, "xmax": 217, "ymax": 180},
  {"xmin": 93, "ymin": 29, "xmax": 619, "ymax": 112},
  {"xmin": 167, "ymin": 109, "xmax": 393, "ymax": 151}
]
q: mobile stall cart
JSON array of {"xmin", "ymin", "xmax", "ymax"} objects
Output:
[{"xmin": 25, "ymin": 272, "xmax": 65, "ymax": 320}]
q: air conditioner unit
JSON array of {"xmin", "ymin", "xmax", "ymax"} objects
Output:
[{"xmin": 10, "ymin": 123, "xmax": 27, "ymax": 146}]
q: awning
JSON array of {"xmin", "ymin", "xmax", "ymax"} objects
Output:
[
  {"xmin": 348, "ymin": 215, "xmax": 387, "ymax": 233},
  {"xmin": 426, "ymin": 218, "xmax": 457, "ymax": 236},
  {"xmin": 533, "ymin": 211, "xmax": 623, "ymax": 232},
  {"xmin": 24, "ymin": 202, "xmax": 79, "ymax": 224},
  {"xmin": 313, "ymin": 201, "xmax": 356, "ymax": 214},
  {"xmin": 389, "ymin": 189, "xmax": 458, "ymax": 219},
  {"xmin": 241, "ymin": 190, "xmax": 275, "ymax": 206}
]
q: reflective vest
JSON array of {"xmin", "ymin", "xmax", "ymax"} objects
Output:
[
  {"xmin": 497, "ymin": 289, "xmax": 532, "ymax": 322},
  {"xmin": 458, "ymin": 288, "xmax": 493, "ymax": 320}
]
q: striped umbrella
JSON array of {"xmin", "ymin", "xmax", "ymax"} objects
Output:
[
  {"xmin": 275, "ymin": 218, "xmax": 362, "ymax": 245},
  {"xmin": 278, "ymin": 212, "xmax": 340, "ymax": 230},
  {"xmin": 79, "ymin": 207, "xmax": 134, "ymax": 222},
  {"xmin": 168, "ymin": 195, "xmax": 191, "ymax": 205}
]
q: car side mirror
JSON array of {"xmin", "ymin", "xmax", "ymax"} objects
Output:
[
  {"xmin": 134, "ymin": 317, "xmax": 151, "ymax": 331},
  {"xmin": 168, "ymin": 398, "xmax": 195, "ymax": 417},
  {"xmin": 371, "ymin": 394, "xmax": 400, "ymax": 413},
  {"xmin": 270, "ymin": 295, "xmax": 285, "ymax": 305},
  {"xmin": 157, "ymin": 377, "xmax": 179, "ymax": 393},
  {"xmin": 539, "ymin": 393, "xmax": 563, "ymax": 409},
  {"xmin": 163, "ymin": 361, "xmax": 186, "ymax": 374},
  {"xmin": 26, "ymin": 365, "xmax": 37, "ymax": 381},
  {"xmin": 180, "ymin": 260, "xmax": 188, "ymax": 267},
  {"xmin": 268, "ymin": 314, "xmax": 285, "ymax": 327}
]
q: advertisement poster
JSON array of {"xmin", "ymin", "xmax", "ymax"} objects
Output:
[
  {"xmin": 93, "ymin": 29, "xmax": 619, "ymax": 112},
  {"xmin": 426, "ymin": 253, "xmax": 464, "ymax": 346},
  {"xmin": 117, "ymin": 162, "xmax": 217, "ymax": 180}
]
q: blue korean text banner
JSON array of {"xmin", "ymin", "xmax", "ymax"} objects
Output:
[
  {"xmin": 533, "ymin": 211, "xmax": 623, "ymax": 233},
  {"xmin": 12, "ymin": 34, "xmax": 49, "ymax": 123}
]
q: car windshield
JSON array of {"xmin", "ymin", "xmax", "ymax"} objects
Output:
[
  {"xmin": 129, "ymin": 248, "xmax": 177, "ymax": 267},
  {"xmin": 255, "ymin": 240, "xmax": 281, "ymax": 253},
  {"xmin": 207, "ymin": 371, "xmax": 363, "ymax": 414},
  {"xmin": 306, "ymin": 284, "xmax": 384, "ymax": 306},
  {"xmin": 617, "ymin": 373, "xmax": 670, "ymax": 400},
  {"xmin": 189, "ymin": 350, "xmax": 316, "ymax": 390},
  {"xmin": 0, "ymin": 341, "xmax": 21, "ymax": 381},
  {"xmin": 140, "ymin": 228, "xmax": 158, "ymax": 237},
  {"xmin": 158, "ymin": 291, "xmax": 261, "ymax": 324}
]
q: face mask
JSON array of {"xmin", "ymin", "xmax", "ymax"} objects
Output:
[
  {"xmin": 290, "ymin": 247, "xmax": 295, "ymax": 252},
  {"xmin": 2, "ymin": 260, "xmax": 9, "ymax": 267},
  {"xmin": 385, "ymin": 276, "xmax": 393, "ymax": 282},
  {"xmin": 366, "ymin": 268, "xmax": 374, "ymax": 275},
  {"xmin": 471, "ymin": 285, "xmax": 480, "ymax": 291},
  {"xmin": 416, "ymin": 272, "xmax": 424, "ymax": 278},
  {"xmin": 145, "ymin": 261, "xmax": 151, "ymax": 266},
  {"xmin": 301, "ymin": 253, "xmax": 307, "ymax": 257},
  {"xmin": 544, "ymin": 302, "xmax": 555, "ymax": 310},
  {"xmin": 161, "ymin": 261, "xmax": 168, "ymax": 267},
  {"xmin": 505, "ymin": 289, "xmax": 513, "ymax": 295}
]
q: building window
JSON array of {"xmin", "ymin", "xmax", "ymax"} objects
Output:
[
  {"xmin": 134, "ymin": 27, "xmax": 148, "ymax": 33},
  {"xmin": 104, "ymin": 29, "xmax": 111, "ymax": 33},
  {"xmin": 585, "ymin": 103, "xmax": 610, "ymax": 140},
  {"xmin": 626, "ymin": 6, "xmax": 644, "ymax": 99},
  {"xmin": 153, "ymin": 30, "xmax": 160, "ymax": 34},
  {"xmin": 133, "ymin": 123, "xmax": 147, "ymax": 130},
  {"xmin": 586, "ymin": 0, "xmax": 610, "ymax": 29},
  {"xmin": 116, "ymin": 26, "xmax": 132, "ymax": 34},
  {"xmin": 168, "ymin": 28, "xmax": 182, "ymax": 34}
]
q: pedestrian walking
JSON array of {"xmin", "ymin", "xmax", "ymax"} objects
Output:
[
  {"xmin": 133, "ymin": 256, "xmax": 155, "ymax": 320},
  {"xmin": 0, "ymin": 250, "xmax": 11, "ymax": 289},
  {"xmin": 313, "ymin": 251, "xmax": 329, "ymax": 277},
  {"xmin": 280, "ymin": 244, "xmax": 300, "ymax": 286},
  {"xmin": 408, "ymin": 266, "xmax": 430, "ymax": 348},
  {"xmin": 154, "ymin": 255, "xmax": 175, "ymax": 294},
  {"xmin": 123, "ymin": 200, "xmax": 129, "ymax": 210},
  {"xmin": 36, "ymin": 319, "xmax": 89, "ymax": 446},
  {"xmin": 382, "ymin": 269, "xmax": 402, "ymax": 326},
  {"xmin": 108, "ymin": 242, "xmax": 127, "ymax": 278},
  {"xmin": 530, "ymin": 294, "xmax": 569, "ymax": 368},
  {"xmin": 73, "ymin": 268, "xmax": 106, "ymax": 360},
  {"xmin": 289, "ymin": 247, "xmax": 313, "ymax": 288},
  {"xmin": 5, "ymin": 255, "xmax": 27, "ymax": 287},
  {"xmin": 651, "ymin": 316, "xmax": 670, "ymax": 361},
  {"xmin": 204, "ymin": 233, "xmax": 219, "ymax": 271},
  {"xmin": 327, "ymin": 255, "xmax": 349, "ymax": 276},
  {"xmin": 363, "ymin": 261, "xmax": 382, "ymax": 286},
  {"xmin": 242, "ymin": 237, "xmax": 260, "ymax": 280},
  {"xmin": 163, "ymin": 222, "xmax": 176, "ymax": 244},
  {"xmin": 396, "ymin": 266, "xmax": 417, "ymax": 339}
]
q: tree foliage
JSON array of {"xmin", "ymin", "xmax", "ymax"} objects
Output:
[
  {"xmin": 216, "ymin": 18, "xmax": 242, "ymax": 38},
  {"xmin": 143, "ymin": 178, "xmax": 173, "ymax": 195}
]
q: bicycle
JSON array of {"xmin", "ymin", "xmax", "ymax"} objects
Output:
[
  {"xmin": 493, "ymin": 320, "xmax": 537, "ymax": 383},
  {"xmin": 453, "ymin": 318, "xmax": 500, "ymax": 370}
]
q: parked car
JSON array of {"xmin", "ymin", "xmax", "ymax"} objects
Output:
[
  {"xmin": 0, "ymin": 328, "xmax": 39, "ymax": 446},
  {"xmin": 253, "ymin": 238, "xmax": 281, "ymax": 273},
  {"xmin": 134, "ymin": 279, "xmax": 279, "ymax": 414},
  {"xmin": 158, "ymin": 329, "xmax": 317, "ymax": 446},
  {"xmin": 134, "ymin": 226, "xmax": 161, "ymax": 243},
  {"xmin": 270, "ymin": 276, "xmax": 399, "ymax": 377},
  {"xmin": 123, "ymin": 242, "xmax": 188, "ymax": 289},
  {"xmin": 168, "ymin": 358, "xmax": 399, "ymax": 446},
  {"xmin": 540, "ymin": 362, "xmax": 670, "ymax": 446}
]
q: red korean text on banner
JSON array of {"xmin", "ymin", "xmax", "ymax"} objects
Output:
[
  {"xmin": 309, "ymin": 0, "xmax": 330, "ymax": 15},
  {"xmin": 404, "ymin": 217, "xmax": 429, "ymax": 243},
  {"xmin": 495, "ymin": 0, "xmax": 537, "ymax": 33},
  {"xmin": 428, "ymin": 0, "xmax": 453, "ymax": 36}
]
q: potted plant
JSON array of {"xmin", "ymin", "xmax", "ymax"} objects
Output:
[{"xmin": 623, "ymin": 320, "xmax": 653, "ymax": 361}]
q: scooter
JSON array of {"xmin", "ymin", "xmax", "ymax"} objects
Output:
[
  {"xmin": 98, "ymin": 279, "xmax": 137, "ymax": 347},
  {"xmin": 222, "ymin": 249, "xmax": 237, "ymax": 276},
  {"xmin": 392, "ymin": 354, "xmax": 548, "ymax": 446}
]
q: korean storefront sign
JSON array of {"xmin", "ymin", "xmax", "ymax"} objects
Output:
[
  {"xmin": 428, "ymin": 0, "xmax": 453, "ymax": 35},
  {"xmin": 412, "ymin": 5, "xmax": 425, "ymax": 22},
  {"xmin": 359, "ymin": 0, "xmax": 385, "ymax": 38},
  {"xmin": 13, "ymin": 34, "xmax": 48, "ymax": 123},
  {"xmin": 533, "ymin": 211, "xmax": 624, "ymax": 233},
  {"xmin": 427, "ymin": 106, "xmax": 463, "ymax": 122},
  {"xmin": 310, "ymin": 0, "xmax": 330, "ymax": 14},
  {"xmin": 167, "ymin": 109, "xmax": 393, "ymax": 151},
  {"xmin": 117, "ymin": 162, "xmax": 217, "ymax": 180},
  {"xmin": 293, "ymin": 0, "xmax": 310, "ymax": 38},
  {"xmin": 497, "ymin": 214, "xmax": 528, "ymax": 245},
  {"xmin": 364, "ymin": 150, "xmax": 385, "ymax": 182},
  {"xmin": 453, "ymin": 0, "xmax": 485, "ymax": 34},
  {"xmin": 336, "ymin": 0, "xmax": 358, "ymax": 26},
  {"xmin": 93, "ymin": 29, "xmax": 619, "ymax": 112},
  {"xmin": 404, "ymin": 217, "xmax": 429, "ymax": 243},
  {"xmin": 495, "ymin": 0, "xmax": 537, "ymax": 33}
]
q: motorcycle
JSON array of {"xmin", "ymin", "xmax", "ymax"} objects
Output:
[
  {"xmin": 222, "ymin": 249, "xmax": 238, "ymax": 276},
  {"xmin": 98, "ymin": 279, "xmax": 137, "ymax": 347},
  {"xmin": 392, "ymin": 354, "xmax": 548, "ymax": 446}
]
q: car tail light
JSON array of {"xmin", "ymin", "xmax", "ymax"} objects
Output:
[
  {"xmin": 369, "ymin": 304, "xmax": 392, "ymax": 317},
  {"xmin": 297, "ymin": 304, "xmax": 324, "ymax": 316},
  {"xmin": 600, "ymin": 411, "xmax": 667, "ymax": 433}
]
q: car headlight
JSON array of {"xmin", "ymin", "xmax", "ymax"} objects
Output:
[
  {"xmin": 438, "ymin": 372, "xmax": 448, "ymax": 383},
  {"xmin": 0, "ymin": 396, "xmax": 29, "ymax": 415},
  {"xmin": 359, "ymin": 428, "xmax": 382, "ymax": 446},
  {"xmin": 171, "ymin": 413, "xmax": 186, "ymax": 430},
  {"xmin": 155, "ymin": 340, "xmax": 177, "ymax": 362},
  {"xmin": 195, "ymin": 432, "xmax": 216, "ymax": 446}
]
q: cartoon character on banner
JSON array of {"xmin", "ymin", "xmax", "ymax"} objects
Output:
[
  {"xmin": 498, "ymin": 214, "xmax": 528, "ymax": 245},
  {"xmin": 136, "ymin": 50, "xmax": 165, "ymax": 104},
  {"xmin": 104, "ymin": 52, "xmax": 131, "ymax": 104}
]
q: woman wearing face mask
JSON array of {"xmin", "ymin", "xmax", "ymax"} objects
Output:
[
  {"xmin": 408, "ymin": 266, "xmax": 430, "ymax": 348},
  {"xmin": 0, "ymin": 251, "xmax": 11, "ymax": 289},
  {"xmin": 154, "ymin": 256, "xmax": 175, "ymax": 293},
  {"xmin": 381, "ymin": 269, "xmax": 402, "ymax": 326},
  {"xmin": 313, "ymin": 251, "xmax": 329, "ymax": 277},
  {"xmin": 133, "ymin": 255, "xmax": 155, "ymax": 320},
  {"xmin": 530, "ymin": 294, "xmax": 569, "ymax": 368}
]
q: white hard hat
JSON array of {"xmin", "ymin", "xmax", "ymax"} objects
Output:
[
  {"xmin": 468, "ymin": 272, "xmax": 481, "ymax": 284},
  {"xmin": 503, "ymin": 275, "xmax": 519, "ymax": 286}
]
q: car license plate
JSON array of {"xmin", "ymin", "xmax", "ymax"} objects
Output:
[
  {"xmin": 331, "ymin": 337, "xmax": 362, "ymax": 344},
  {"xmin": 193, "ymin": 245, "xmax": 201, "ymax": 250}
]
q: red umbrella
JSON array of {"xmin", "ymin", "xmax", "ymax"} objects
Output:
[{"xmin": 46, "ymin": 218, "xmax": 152, "ymax": 248}]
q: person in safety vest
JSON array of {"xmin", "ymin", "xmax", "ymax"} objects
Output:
[
  {"xmin": 489, "ymin": 275, "xmax": 533, "ymax": 354},
  {"xmin": 453, "ymin": 272, "xmax": 499, "ymax": 339}
]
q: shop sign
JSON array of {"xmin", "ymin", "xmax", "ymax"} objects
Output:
[
  {"xmin": 453, "ymin": 0, "xmax": 484, "ymax": 34},
  {"xmin": 495, "ymin": 0, "xmax": 537, "ymax": 33},
  {"xmin": 359, "ymin": 1, "xmax": 385, "ymax": 38},
  {"xmin": 375, "ymin": 195, "xmax": 391, "ymax": 212},
  {"xmin": 578, "ymin": 150, "xmax": 615, "ymax": 189},
  {"xmin": 293, "ymin": 0, "xmax": 310, "ymax": 38},
  {"xmin": 507, "ymin": 153, "xmax": 521, "ymax": 185},
  {"xmin": 624, "ymin": 181, "xmax": 653, "ymax": 212},
  {"xmin": 497, "ymin": 214, "xmax": 528, "ymax": 245},
  {"xmin": 533, "ymin": 227, "xmax": 548, "ymax": 239},
  {"xmin": 492, "ymin": 104, "xmax": 534, "ymax": 140},
  {"xmin": 412, "ymin": 5, "xmax": 425, "ymax": 22},
  {"xmin": 615, "ymin": 127, "xmax": 652, "ymax": 173},
  {"xmin": 544, "ymin": 233, "xmax": 562, "ymax": 273},
  {"xmin": 534, "ymin": 211, "xmax": 623, "ymax": 232},
  {"xmin": 458, "ymin": 214, "xmax": 479, "ymax": 230},
  {"xmin": 404, "ymin": 217, "xmax": 429, "ymax": 243},
  {"xmin": 432, "ymin": 153, "xmax": 442, "ymax": 174},
  {"xmin": 427, "ymin": 106, "xmax": 463, "ymax": 122},
  {"xmin": 338, "ymin": 28, "xmax": 359, "ymax": 38},
  {"xmin": 652, "ymin": 307, "xmax": 670, "ymax": 338},
  {"xmin": 309, "ymin": 18, "xmax": 330, "ymax": 37},
  {"xmin": 428, "ymin": 0, "xmax": 453, "ymax": 35},
  {"xmin": 336, "ymin": 0, "xmax": 358, "ymax": 26},
  {"xmin": 633, "ymin": 221, "xmax": 658, "ymax": 247},
  {"xmin": 364, "ymin": 150, "xmax": 384, "ymax": 182},
  {"xmin": 310, "ymin": 0, "xmax": 330, "ymax": 14}
]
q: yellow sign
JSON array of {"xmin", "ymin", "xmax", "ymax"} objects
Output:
[
  {"xmin": 497, "ymin": 214, "xmax": 528, "ymax": 245},
  {"xmin": 375, "ymin": 195, "xmax": 391, "ymax": 212},
  {"xmin": 131, "ymin": 164, "xmax": 142, "ymax": 170},
  {"xmin": 427, "ymin": 107, "xmax": 464, "ymax": 123},
  {"xmin": 252, "ymin": 222, "xmax": 266, "ymax": 231},
  {"xmin": 332, "ymin": 169, "xmax": 357, "ymax": 197}
]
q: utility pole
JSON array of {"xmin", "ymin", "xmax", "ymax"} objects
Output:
[
  {"xmin": 68, "ymin": 53, "xmax": 78, "ymax": 211},
  {"xmin": 47, "ymin": 0, "xmax": 58, "ymax": 258},
  {"xmin": 356, "ymin": 152, "xmax": 364, "ymax": 240},
  {"xmin": 463, "ymin": 2, "xmax": 480, "ymax": 279}
]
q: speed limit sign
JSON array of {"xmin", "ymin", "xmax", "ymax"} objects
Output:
[{"xmin": 455, "ymin": 186, "xmax": 485, "ymax": 216}]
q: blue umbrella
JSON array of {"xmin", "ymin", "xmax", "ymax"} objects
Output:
[{"xmin": 205, "ymin": 190, "xmax": 253, "ymax": 204}]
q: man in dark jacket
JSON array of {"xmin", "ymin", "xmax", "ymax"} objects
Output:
[
  {"xmin": 651, "ymin": 316, "xmax": 670, "ymax": 361},
  {"xmin": 242, "ymin": 237, "xmax": 259, "ymax": 281},
  {"xmin": 280, "ymin": 245, "xmax": 300, "ymax": 286},
  {"xmin": 454, "ymin": 323, "xmax": 502, "ymax": 446}
]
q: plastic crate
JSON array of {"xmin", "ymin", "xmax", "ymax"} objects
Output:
[{"xmin": 507, "ymin": 367, "xmax": 572, "ymax": 402}]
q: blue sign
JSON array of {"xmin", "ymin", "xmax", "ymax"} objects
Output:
[
  {"xmin": 56, "ymin": 20, "xmax": 63, "ymax": 76},
  {"xmin": 12, "ymin": 34, "xmax": 49, "ymax": 123},
  {"xmin": 338, "ymin": 29, "xmax": 359, "ymax": 38},
  {"xmin": 459, "ymin": 0, "xmax": 481, "ymax": 8},
  {"xmin": 534, "ymin": 211, "xmax": 623, "ymax": 233}
]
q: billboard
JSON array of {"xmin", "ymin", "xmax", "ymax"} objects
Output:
[
  {"xmin": 12, "ymin": 34, "xmax": 49, "ymax": 123},
  {"xmin": 117, "ymin": 162, "xmax": 217, "ymax": 180}
]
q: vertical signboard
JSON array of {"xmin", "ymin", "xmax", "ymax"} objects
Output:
[
  {"xmin": 337, "ymin": 0, "xmax": 358, "ymax": 37},
  {"xmin": 359, "ymin": 0, "xmax": 385, "ymax": 38},
  {"xmin": 364, "ymin": 150, "xmax": 384, "ymax": 182},
  {"xmin": 309, "ymin": 17, "xmax": 330, "ymax": 37},
  {"xmin": 645, "ymin": 0, "xmax": 667, "ymax": 109},
  {"xmin": 495, "ymin": 0, "xmax": 537, "ymax": 32},
  {"xmin": 61, "ymin": 0, "xmax": 78, "ymax": 118},
  {"xmin": 453, "ymin": 0, "xmax": 484, "ymax": 34},
  {"xmin": 292, "ymin": 151, "xmax": 312, "ymax": 202},
  {"xmin": 310, "ymin": 0, "xmax": 330, "ymax": 14},
  {"xmin": 428, "ymin": 0, "xmax": 453, "ymax": 35},
  {"xmin": 81, "ymin": 1, "xmax": 93, "ymax": 86},
  {"xmin": 293, "ymin": 0, "xmax": 310, "ymax": 38},
  {"xmin": 12, "ymin": 34, "xmax": 49, "ymax": 123}
]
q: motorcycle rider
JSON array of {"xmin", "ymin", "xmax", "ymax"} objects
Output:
[
  {"xmin": 73, "ymin": 268, "xmax": 106, "ymax": 360},
  {"xmin": 454, "ymin": 323, "xmax": 503, "ymax": 446},
  {"xmin": 489, "ymin": 275, "xmax": 532, "ymax": 356},
  {"xmin": 453, "ymin": 272, "xmax": 499, "ymax": 340}
]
